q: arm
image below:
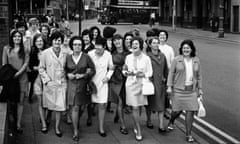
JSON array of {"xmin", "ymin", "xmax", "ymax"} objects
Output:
[
  {"xmin": 2, "ymin": 46, "xmax": 8, "ymax": 65},
  {"xmin": 15, "ymin": 51, "xmax": 29, "ymax": 77},
  {"xmin": 38, "ymin": 51, "xmax": 51, "ymax": 84},
  {"xmin": 196, "ymin": 58, "xmax": 203, "ymax": 96},
  {"xmin": 163, "ymin": 56, "xmax": 169, "ymax": 83},
  {"xmin": 84, "ymin": 55, "xmax": 96, "ymax": 79},
  {"xmin": 166, "ymin": 59, "xmax": 176, "ymax": 93},
  {"xmin": 106, "ymin": 54, "xmax": 114, "ymax": 80},
  {"xmin": 144, "ymin": 56, "xmax": 153, "ymax": 78}
]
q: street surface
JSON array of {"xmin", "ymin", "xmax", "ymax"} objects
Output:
[{"xmin": 72, "ymin": 19, "xmax": 240, "ymax": 140}]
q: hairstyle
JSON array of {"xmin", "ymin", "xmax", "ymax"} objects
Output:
[
  {"xmin": 179, "ymin": 39, "xmax": 196, "ymax": 57},
  {"xmin": 146, "ymin": 37, "xmax": 159, "ymax": 52},
  {"xmin": 81, "ymin": 29, "xmax": 91, "ymax": 40},
  {"xmin": 124, "ymin": 32, "xmax": 134, "ymax": 41},
  {"xmin": 146, "ymin": 30, "xmax": 155, "ymax": 37},
  {"xmin": 151, "ymin": 28, "xmax": 160, "ymax": 36},
  {"xmin": 16, "ymin": 21, "xmax": 27, "ymax": 30},
  {"xmin": 50, "ymin": 31, "xmax": 64, "ymax": 43},
  {"xmin": 9, "ymin": 30, "xmax": 25, "ymax": 59},
  {"xmin": 95, "ymin": 37, "xmax": 106, "ymax": 47},
  {"xmin": 69, "ymin": 36, "xmax": 84, "ymax": 50},
  {"xmin": 112, "ymin": 34, "xmax": 127, "ymax": 53},
  {"xmin": 131, "ymin": 36, "xmax": 144, "ymax": 50},
  {"xmin": 32, "ymin": 34, "xmax": 47, "ymax": 53},
  {"xmin": 90, "ymin": 26, "xmax": 101, "ymax": 40},
  {"xmin": 40, "ymin": 24, "xmax": 50, "ymax": 36},
  {"xmin": 158, "ymin": 29, "xmax": 169, "ymax": 41}
]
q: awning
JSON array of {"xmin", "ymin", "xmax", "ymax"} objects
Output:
[{"xmin": 109, "ymin": 5, "xmax": 158, "ymax": 10}]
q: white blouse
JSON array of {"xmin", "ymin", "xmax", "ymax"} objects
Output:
[{"xmin": 184, "ymin": 58, "xmax": 193, "ymax": 86}]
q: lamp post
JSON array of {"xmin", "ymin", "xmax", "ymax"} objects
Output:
[
  {"xmin": 79, "ymin": 0, "xmax": 82, "ymax": 35},
  {"xmin": 172, "ymin": 0, "xmax": 176, "ymax": 31},
  {"xmin": 218, "ymin": 0, "xmax": 224, "ymax": 38}
]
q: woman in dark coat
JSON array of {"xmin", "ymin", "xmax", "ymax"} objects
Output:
[
  {"xmin": 108, "ymin": 34, "xmax": 129, "ymax": 135},
  {"xmin": 146, "ymin": 37, "xmax": 168, "ymax": 132},
  {"xmin": 65, "ymin": 36, "xmax": 95, "ymax": 141}
]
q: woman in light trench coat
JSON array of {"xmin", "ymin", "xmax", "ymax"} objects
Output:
[{"xmin": 38, "ymin": 31, "xmax": 67, "ymax": 137}]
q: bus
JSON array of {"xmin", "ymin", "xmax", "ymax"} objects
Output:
[{"xmin": 99, "ymin": 2, "xmax": 158, "ymax": 25}]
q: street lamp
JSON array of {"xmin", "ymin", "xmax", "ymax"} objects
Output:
[
  {"xmin": 218, "ymin": 0, "xmax": 224, "ymax": 38},
  {"xmin": 172, "ymin": 0, "xmax": 176, "ymax": 31},
  {"xmin": 79, "ymin": 0, "xmax": 83, "ymax": 35}
]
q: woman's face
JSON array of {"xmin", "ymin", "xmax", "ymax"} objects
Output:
[
  {"xmin": 95, "ymin": 44, "xmax": 104, "ymax": 56},
  {"xmin": 182, "ymin": 44, "xmax": 192, "ymax": 57},
  {"xmin": 35, "ymin": 37, "xmax": 44, "ymax": 50},
  {"xmin": 13, "ymin": 32, "xmax": 22, "ymax": 44},
  {"xmin": 72, "ymin": 39, "xmax": 82, "ymax": 53},
  {"xmin": 106, "ymin": 39, "xmax": 112, "ymax": 49},
  {"xmin": 83, "ymin": 34, "xmax": 90, "ymax": 45},
  {"xmin": 17, "ymin": 26, "xmax": 26, "ymax": 36},
  {"xmin": 159, "ymin": 32, "xmax": 167, "ymax": 42},
  {"xmin": 52, "ymin": 37, "xmax": 62, "ymax": 48},
  {"xmin": 63, "ymin": 36, "xmax": 70, "ymax": 45},
  {"xmin": 113, "ymin": 38, "xmax": 123, "ymax": 49},
  {"xmin": 93, "ymin": 29, "xmax": 98, "ymax": 39},
  {"xmin": 150, "ymin": 38, "xmax": 159, "ymax": 50},
  {"xmin": 131, "ymin": 40, "xmax": 141, "ymax": 54},
  {"xmin": 125, "ymin": 35, "xmax": 132, "ymax": 48},
  {"xmin": 41, "ymin": 27, "xmax": 49, "ymax": 37}
]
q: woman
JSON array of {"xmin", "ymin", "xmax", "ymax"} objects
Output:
[
  {"xmin": 29, "ymin": 34, "xmax": 48, "ymax": 133},
  {"xmin": 109, "ymin": 34, "xmax": 129, "ymax": 134},
  {"xmin": 88, "ymin": 37, "xmax": 114, "ymax": 137},
  {"xmin": 123, "ymin": 36, "xmax": 153, "ymax": 141},
  {"xmin": 90, "ymin": 26, "xmax": 102, "ymax": 45},
  {"xmin": 65, "ymin": 36, "xmax": 96, "ymax": 141},
  {"xmin": 123, "ymin": 32, "xmax": 134, "ymax": 53},
  {"xmin": 167, "ymin": 39, "xmax": 203, "ymax": 142},
  {"xmin": 61, "ymin": 34, "xmax": 72, "ymax": 55},
  {"xmin": 38, "ymin": 31, "xmax": 67, "ymax": 137},
  {"xmin": 40, "ymin": 24, "xmax": 51, "ymax": 48},
  {"xmin": 2, "ymin": 30, "xmax": 29, "ymax": 133},
  {"xmin": 145, "ymin": 37, "xmax": 168, "ymax": 132}
]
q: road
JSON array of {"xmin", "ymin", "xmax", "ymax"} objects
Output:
[{"xmin": 70, "ymin": 19, "xmax": 240, "ymax": 140}]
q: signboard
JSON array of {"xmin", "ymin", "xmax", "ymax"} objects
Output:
[{"xmin": 118, "ymin": 0, "xmax": 144, "ymax": 6}]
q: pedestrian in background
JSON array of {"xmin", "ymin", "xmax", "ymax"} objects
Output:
[
  {"xmin": 38, "ymin": 31, "xmax": 67, "ymax": 137},
  {"xmin": 145, "ymin": 37, "xmax": 168, "ymax": 133},
  {"xmin": 88, "ymin": 37, "xmax": 114, "ymax": 137},
  {"xmin": 166, "ymin": 39, "xmax": 203, "ymax": 142},
  {"xmin": 65, "ymin": 36, "xmax": 96, "ymax": 141},
  {"xmin": 40, "ymin": 24, "xmax": 51, "ymax": 48},
  {"xmin": 123, "ymin": 36, "xmax": 153, "ymax": 141},
  {"xmin": 90, "ymin": 26, "xmax": 102, "ymax": 45},
  {"xmin": 2, "ymin": 30, "xmax": 29, "ymax": 133},
  {"xmin": 123, "ymin": 32, "xmax": 134, "ymax": 53}
]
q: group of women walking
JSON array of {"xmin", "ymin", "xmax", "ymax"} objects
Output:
[{"xmin": 1, "ymin": 18, "xmax": 203, "ymax": 143}]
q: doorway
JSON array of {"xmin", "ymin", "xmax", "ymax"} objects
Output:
[{"xmin": 233, "ymin": 6, "xmax": 239, "ymax": 32}]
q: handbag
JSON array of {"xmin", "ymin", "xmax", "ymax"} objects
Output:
[
  {"xmin": 142, "ymin": 78, "xmax": 154, "ymax": 95},
  {"xmin": 197, "ymin": 98, "xmax": 206, "ymax": 117}
]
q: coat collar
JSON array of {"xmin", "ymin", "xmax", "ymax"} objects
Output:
[{"xmin": 147, "ymin": 51, "xmax": 164, "ymax": 65}]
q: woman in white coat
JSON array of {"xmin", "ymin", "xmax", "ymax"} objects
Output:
[
  {"xmin": 123, "ymin": 36, "xmax": 153, "ymax": 141},
  {"xmin": 38, "ymin": 31, "xmax": 67, "ymax": 137},
  {"xmin": 88, "ymin": 37, "xmax": 114, "ymax": 137}
]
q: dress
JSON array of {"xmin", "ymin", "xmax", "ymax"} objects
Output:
[
  {"xmin": 125, "ymin": 53, "xmax": 153, "ymax": 107},
  {"xmin": 3, "ymin": 46, "xmax": 29, "ymax": 94},
  {"xmin": 38, "ymin": 47, "xmax": 67, "ymax": 111},
  {"xmin": 147, "ymin": 52, "xmax": 168, "ymax": 111},
  {"xmin": 65, "ymin": 53, "xmax": 95, "ymax": 106},
  {"xmin": 88, "ymin": 50, "xmax": 114, "ymax": 103},
  {"xmin": 108, "ymin": 51, "xmax": 129, "ymax": 104}
]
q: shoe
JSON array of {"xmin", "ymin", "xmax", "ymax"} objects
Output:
[
  {"xmin": 167, "ymin": 123, "xmax": 174, "ymax": 131},
  {"xmin": 158, "ymin": 128, "xmax": 167, "ymax": 133},
  {"xmin": 98, "ymin": 131, "xmax": 107, "ymax": 137},
  {"xmin": 146, "ymin": 122, "xmax": 154, "ymax": 129},
  {"xmin": 55, "ymin": 130, "xmax": 62, "ymax": 137},
  {"xmin": 120, "ymin": 127, "xmax": 128, "ymax": 135},
  {"xmin": 41, "ymin": 127, "xmax": 48, "ymax": 134},
  {"xmin": 186, "ymin": 135, "xmax": 194, "ymax": 143},
  {"xmin": 114, "ymin": 115, "xmax": 119, "ymax": 123},
  {"xmin": 107, "ymin": 108, "xmax": 114, "ymax": 113},
  {"xmin": 72, "ymin": 135, "xmax": 79, "ymax": 141},
  {"xmin": 164, "ymin": 113, "xmax": 170, "ymax": 119},
  {"xmin": 16, "ymin": 127, "xmax": 23, "ymax": 134},
  {"xmin": 133, "ymin": 129, "xmax": 142, "ymax": 141},
  {"xmin": 86, "ymin": 118, "xmax": 92, "ymax": 126}
]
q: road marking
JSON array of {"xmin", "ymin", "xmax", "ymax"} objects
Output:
[
  {"xmin": 194, "ymin": 116, "xmax": 240, "ymax": 144},
  {"xmin": 180, "ymin": 115, "xmax": 226, "ymax": 144}
]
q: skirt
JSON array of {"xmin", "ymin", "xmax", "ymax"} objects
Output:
[{"xmin": 172, "ymin": 88, "xmax": 198, "ymax": 111}]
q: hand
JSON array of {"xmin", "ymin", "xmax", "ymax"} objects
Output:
[
  {"xmin": 75, "ymin": 74, "xmax": 85, "ymax": 79},
  {"xmin": 198, "ymin": 89, "xmax": 203, "ymax": 100},
  {"xmin": 125, "ymin": 71, "xmax": 135, "ymax": 76},
  {"xmin": 166, "ymin": 87, "xmax": 172, "ymax": 94},
  {"xmin": 33, "ymin": 66, "xmax": 39, "ymax": 70},
  {"xmin": 67, "ymin": 73, "xmax": 75, "ymax": 80},
  {"xmin": 136, "ymin": 71, "xmax": 145, "ymax": 78},
  {"xmin": 14, "ymin": 72, "xmax": 20, "ymax": 78},
  {"xmin": 102, "ymin": 77, "xmax": 109, "ymax": 83}
]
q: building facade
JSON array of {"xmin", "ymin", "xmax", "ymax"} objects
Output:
[{"xmin": 158, "ymin": 0, "xmax": 238, "ymax": 33}]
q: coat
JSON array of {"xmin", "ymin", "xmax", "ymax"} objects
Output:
[
  {"xmin": 38, "ymin": 47, "xmax": 67, "ymax": 111},
  {"xmin": 65, "ymin": 53, "xmax": 96, "ymax": 106},
  {"xmin": 147, "ymin": 52, "xmax": 168, "ymax": 111}
]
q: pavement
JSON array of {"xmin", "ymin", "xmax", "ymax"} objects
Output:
[{"xmin": 13, "ymin": 98, "xmax": 209, "ymax": 144}]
